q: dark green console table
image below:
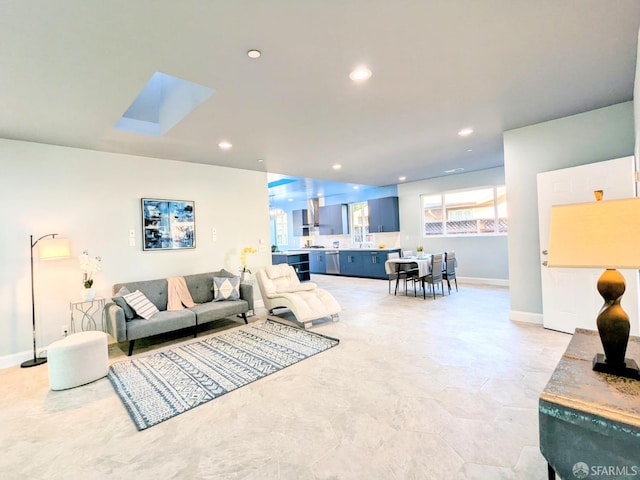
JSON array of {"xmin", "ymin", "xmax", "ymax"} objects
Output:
[{"xmin": 539, "ymin": 329, "xmax": 640, "ymax": 479}]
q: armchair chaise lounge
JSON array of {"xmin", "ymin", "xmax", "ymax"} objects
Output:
[{"xmin": 256, "ymin": 264, "xmax": 340, "ymax": 328}]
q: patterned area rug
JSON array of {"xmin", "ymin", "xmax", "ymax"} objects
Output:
[{"xmin": 108, "ymin": 320, "xmax": 339, "ymax": 430}]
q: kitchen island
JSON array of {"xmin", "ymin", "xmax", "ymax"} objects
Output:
[{"xmin": 271, "ymin": 252, "xmax": 310, "ymax": 282}]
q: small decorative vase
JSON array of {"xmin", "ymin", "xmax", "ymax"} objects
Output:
[
  {"xmin": 240, "ymin": 269, "xmax": 253, "ymax": 285},
  {"xmin": 83, "ymin": 288, "xmax": 96, "ymax": 301}
]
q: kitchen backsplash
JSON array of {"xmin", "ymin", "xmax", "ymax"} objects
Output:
[{"xmin": 297, "ymin": 231, "xmax": 401, "ymax": 249}]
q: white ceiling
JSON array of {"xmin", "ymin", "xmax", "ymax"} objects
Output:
[{"xmin": 2, "ymin": 1, "xmax": 640, "ymax": 201}]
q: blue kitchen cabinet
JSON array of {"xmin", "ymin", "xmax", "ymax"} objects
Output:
[
  {"xmin": 339, "ymin": 251, "xmax": 363, "ymax": 276},
  {"xmin": 319, "ymin": 204, "xmax": 349, "ymax": 235},
  {"xmin": 292, "ymin": 209, "xmax": 309, "ymax": 237},
  {"xmin": 362, "ymin": 251, "xmax": 390, "ymax": 279},
  {"xmin": 368, "ymin": 196, "xmax": 400, "ymax": 232},
  {"xmin": 337, "ymin": 250, "xmax": 401, "ymax": 278},
  {"xmin": 309, "ymin": 251, "xmax": 326, "ymax": 274}
]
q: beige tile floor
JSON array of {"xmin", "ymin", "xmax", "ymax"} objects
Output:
[{"xmin": 0, "ymin": 274, "xmax": 571, "ymax": 479}]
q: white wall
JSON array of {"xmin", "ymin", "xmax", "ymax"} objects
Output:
[
  {"xmin": 398, "ymin": 167, "xmax": 509, "ymax": 282},
  {"xmin": 635, "ymin": 27, "xmax": 640, "ymax": 166},
  {"xmin": 0, "ymin": 139, "xmax": 271, "ymax": 366},
  {"xmin": 504, "ymin": 102, "xmax": 635, "ymax": 322}
]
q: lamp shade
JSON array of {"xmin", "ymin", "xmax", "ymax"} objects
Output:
[
  {"xmin": 38, "ymin": 237, "xmax": 71, "ymax": 260},
  {"xmin": 547, "ymin": 197, "xmax": 640, "ymax": 269}
]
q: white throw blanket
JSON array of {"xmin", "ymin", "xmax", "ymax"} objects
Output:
[{"xmin": 167, "ymin": 276, "xmax": 197, "ymax": 311}]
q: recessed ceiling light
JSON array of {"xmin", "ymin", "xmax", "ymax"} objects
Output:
[
  {"xmin": 218, "ymin": 141, "xmax": 232, "ymax": 150},
  {"xmin": 332, "ymin": 164, "xmax": 342, "ymax": 170},
  {"xmin": 398, "ymin": 176, "xmax": 407, "ymax": 182},
  {"xmin": 458, "ymin": 127, "xmax": 474, "ymax": 137},
  {"xmin": 257, "ymin": 158, "xmax": 264, "ymax": 163},
  {"xmin": 353, "ymin": 185, "xmax": 360, "ymax": 190},
  {"xmin": 349, "ymin": 66, "xmax": 372, "ymax": 82},
  {"xmin": 288, "ymin": 198, "xmax": 293, "ymax": 202},
  {"xmin": 247, "ymin": 49, "xmax": 261, "ymax": 59},
  {"xmin": 444, "ymin": 167, "xmax": 465, "ymax": 174},
  {"xmin": 467, "ymin": 149, "xmax": 473, "ymax": 152}
]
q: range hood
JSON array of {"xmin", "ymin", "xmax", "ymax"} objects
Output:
[{"xmin": 301, "ymin": 198, "xmax": 320, "ymax": 227}]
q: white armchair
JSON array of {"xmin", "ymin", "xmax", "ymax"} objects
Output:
[{"xmin": 255, "ymin": 264, "xmax": 340, "ymax": 328}]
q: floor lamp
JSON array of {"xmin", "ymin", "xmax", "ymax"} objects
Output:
[
  {"xmin": 21, "ymin": 233, "xmax": 71, "ymax": 368},
  {"xmin": 547, "ymin": 196, "xmax": 640, "ymax": 379}
]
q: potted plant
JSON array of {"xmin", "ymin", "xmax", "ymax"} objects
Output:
[
  {"xmin": 240, "ymin": 246, "xmax": 257, "ymax": 283},
  {"xmin": 79, "ymin": 250, "xmax": 102, "ymax": 301}
]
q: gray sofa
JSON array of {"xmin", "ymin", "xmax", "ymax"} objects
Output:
[{"xmin": 104, "ymin": 270, "xmax": 253, "ymax": 356}]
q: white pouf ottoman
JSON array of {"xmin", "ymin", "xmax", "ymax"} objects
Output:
[{"xmin": 48, "ymin": 331, "xmax": 109, "ymax": 390}]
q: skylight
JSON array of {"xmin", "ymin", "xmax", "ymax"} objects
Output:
[{"xmin": 115, "ymin": 72, "xmax": 214, "ymax": 136}]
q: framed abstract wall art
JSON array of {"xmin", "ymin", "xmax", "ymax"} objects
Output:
[{"xmin": 141, "ymin": 198, "xmax": 195, "ymax": 251}]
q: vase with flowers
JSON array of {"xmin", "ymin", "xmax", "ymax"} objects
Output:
[
  {"xmin": 79, "ymin": 250, "xmax": 102, "ymax": 301},
  {"xmin": 417, "ymin": 246, "xmax": 424, "ymax": 258},
  {"xmin": 239, "ymin": 246, "xmax": 257, "ymax": 284}
]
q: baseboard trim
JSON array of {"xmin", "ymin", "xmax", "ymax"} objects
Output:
[
  {"xmin": 0, "ymin": 350, "xmax": 37, "ymax": 370},
  {"xmin": 2, "ymin": 301, "xmax": 269, "ymax": 370},
  {"xmin": 510, "ymin": 310, "xmax": 543, "ymax": 325},
  {"xmin": 458, "ymin": 276, "xmax": 509, "ymax": 288}
]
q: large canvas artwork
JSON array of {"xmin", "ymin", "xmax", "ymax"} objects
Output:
[{"xmin": 141, "ymin": 198, "xmax": 195, "ymax": 251}]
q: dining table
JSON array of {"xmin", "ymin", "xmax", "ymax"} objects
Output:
[
  {"xmin": 385, "ymin": 256, "xmax": 432, "ymax": 277},
  {"xmin": 385, "ymin": 255, "xmax": 432, "ymax": 297}
]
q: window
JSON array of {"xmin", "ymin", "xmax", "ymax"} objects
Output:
[
  {"xmin": 496, "ymin": 185, "xmax": 508, "ymax": 233},
  {"xmin": 421, "ymin": 185, "xmax": 507, "ymax": 236},
  {"xmin": 273, "ymin": 210, "xmax": 288, "ymax": 246},
  {"xmin": 350, "ymin": 202, "xmax": 369, "ymax": 243},
  {"xmin": 423, "ymin": 194, "xmax": 443, "ymax": 235}
]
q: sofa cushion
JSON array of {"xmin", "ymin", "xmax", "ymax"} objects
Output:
[
  {"xmin": 183, "ymin": 272, "xmax": 214, "ymax": 304},
  {"xmin": 123, "ymin": 290, "xmax": 159, "ymax": 319},
  {"xmin": 112, "ymin": 286, "xmax": 136, "ymax": 320},
  {"xmin": 213, "ymin": 276, "xmax": 240, "ymax": 301},
  {"xmin": 189, "ymin": 300, "xmax": 248, "ymax": 324},
  {"xmin": 126, "ymin": 309, "xmax": 196, "ymax": 341}
]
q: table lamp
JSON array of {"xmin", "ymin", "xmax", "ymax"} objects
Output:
[
  {"xmin": 21, "ymin": 233, "xmax": 71, "ymax": 368},
  {"xmin": 547, "ymin": 195, "xmax": 640, "ymax": 379}
]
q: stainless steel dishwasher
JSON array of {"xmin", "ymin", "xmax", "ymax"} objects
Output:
[{"xmin": 325, "ymin": 250, "xmax": 340, "ymax": 274}]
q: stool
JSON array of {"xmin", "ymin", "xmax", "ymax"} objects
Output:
[{"xmin": 48, "ymin": 331, "xmax": 109, "ymax": 390}]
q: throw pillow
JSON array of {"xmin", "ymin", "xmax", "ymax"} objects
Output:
[
  {"xmin": 123, "ymin": 290, "xmax": 159, "ymax": 319},
  {"xmin": 213, "ymin": 276, "xmax": 240, "ymax": 301},
  {"xmin": 112, "ymin": 286, "xmax": 136, "ymax": 320}
]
